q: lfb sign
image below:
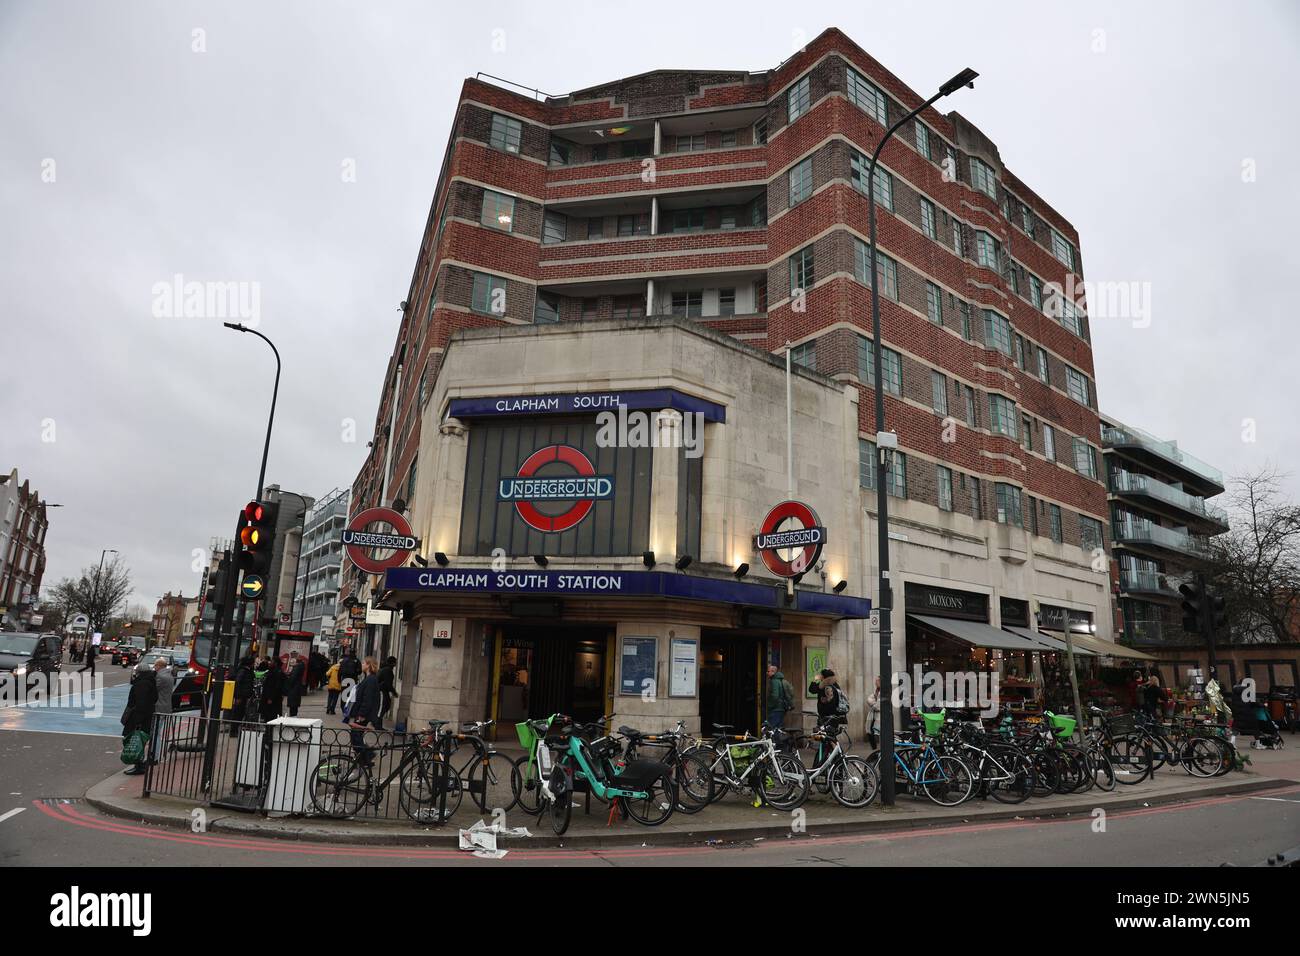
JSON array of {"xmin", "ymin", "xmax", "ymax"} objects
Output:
[{"xmin": 754, "ymin": 500, "xmax": 827, "ymax": 578}]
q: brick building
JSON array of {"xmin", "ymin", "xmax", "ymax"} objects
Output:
[
  {"xmin": 346, "ymin": 28, "xmax": 1115, "ymax": 724},
  {"xmin": 0, "ymin": 468, "xmax": 51, "ymax": 630}
]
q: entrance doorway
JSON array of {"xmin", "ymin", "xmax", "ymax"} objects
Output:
[
  {"xmin": 495, "ymin": 626, "xmax": 610, "ymax": 726},
  {"xmin": 699, "ymin": 633, "xmax": 763, "ymax": 735}
]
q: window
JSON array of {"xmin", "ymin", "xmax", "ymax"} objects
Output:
[
  {"xmin": 853, "ymin": 240, "xmax": 897, "ymax": 299},
  {"xmin": 542, "ymin": 211, "xmax": 567, "ymax": 244},
  {"xmin": 915, "ymin": 122, "xmax": 932, "ymax": 160},
  {"xmin": 489, "ymin": 114, "xmax": 522, "ymax": 153},
  {"xmin": 995, "ymin": 483, "xmax": 1023, "ymax": 527},
  {"xmin": 963, "ymin": 385, "xmax": 977, "ymax": 427},
  {"xmin": 858, "ymin": 439, "xmax": 876, "ymax": 489},
  {"xmin": 1037, "ymin": 348, "xmax": 1050, "ymax": 383},
  {"xmin": 1079, "ymin": 515, "xmax": 1104, "ymax": 553},
  {"xmin": 846, "ymin": 68, "xmax": 887, "ymax": 124},
  {"xmin": 755, "ymin": 278, "xmax": 768, "ymax": 312},
  {"xmin": 671, "ymin": 208, "xmax": 705, "ymax": 233},
  {"xmin": 952, "ymin": 219, "xmax": 963, "ymax": 255},
  {"xmin": 971, "ymin": 476, "xmax": 983, "ymax": 519},
  {"xmin": 983, "ymin": 309, "xmax": 1013, "ymax": 356},
  {"xmin": 1050, "ymin": 504, "xmax": 1063, "ymax": 543},
  {"xmin": 959, "ymin": 300, "xmax": 972, "ymax": 340},
  {"xmin": 587, "ymin": 218, "xmax": 604, "ymax": 239},
  {"xmin": 1060, "ymin": 296, "xmax": 1084, "ymax": 337},
  {"xmin": 720, "ymin": 212, "xmax": 737, "ymax": 230},
  {"xmin": 1029, "ymin": 274, "xmax": 1044, "ymax": 311},
  {"xmin": 937, "ymin": 465, "xmax": 953, "ymax": 511},
  {"xmin": 721, "ymin": 130, "xmax": 737, "ymax": 148},
  {"xmin": 1073, "ymin": 438, "xmax": 1098, "ymax": 479},
  {"xmin": 405, "ymin": 455, "xmax": 418, "ymax": 502},
  {"xmin": 718, "ymin": 288, "xmax": 736, "ymax": 316},
  {"xmin": 1021, "ymin": 415, "xmax": 1033, "ymax": 451},
  {"xmin": 1020, "ymin": 204, "xmax": 1034, "ymax": 236},
  {"xmin": 480, "ymin": 189, "xmax": 515, "ymax": 232},
  {"xmin": 534, "ymin": 291, "xmax": 561, "ymax": 324},
  {"xmin": 549, "ymin": 138, "xmax": 571, "ymax": 165},
  {"xmin": 887, "ymin": 451, "xmax": 907, "ymax": 498},
  {"xmin": 975, "ymin": 230, "xmax": 1000, "ymax": 270},
  {"xmin": 787, "ymin": 75, "xmax": 811, "ymax": 121},
  {"xmin": 1029, "ymin": 496, "xmax": 1039, "ymax": 536},
  {"xmin": 671, "ymin": 290, "xmax": 703, "ymax": 318},
  {"xmin": 851, "ymin": 151, "xmax": 893, "ymax": 209},
  {"xmin": 674, "ymin": 133, "xmax": 706, "ymax": 152},
  {"xmin": 617, "ymin": 214, "xmax": 639, "ymax": 237},
  {"xmin": 1013, "ymin": 333, "xmax": 1026, "ymax": 370},
  {"xmin": 969, "ymin": 156, "xmax": 997, "ymax": 199},
  {"xmin": 623, "ymin": 140, "xmax": 652, "ymax": 158},
  {"xmin": 856, "ymin": 336, "xmax": 902, "ymax": 395},
  {"xmin": 926, "ymin": 282, "xmax": 943, "ymax": 325},
  {"xmin": 1050, "ymin": 228, "xmax": 1075, "ymax": 269},
  {"xmin": 920, "ymin": 198, "xmax": 937, "ymax": 240},
  {"xmin": 989, "ymin": 394, "xmax": 1018, "ymax": 439},
  {"xmin": 791, "ymin": 340, "xmax": 816, "ymax": 370},
  {"xmin": 471, "ymin": 272, "xmax": 506, "ymax": 314},
  {"xmin": 789, "ymin": 246, "xmax": 815, "ymax": 293},
  {"xmin": 931, "ymin": 370, "xmax": 948, "ymax": 414},
  {"xmin": 1043, "ymin": 424, "xmax": 1056, "ymax": 461},
  {"xmin": 590, "ymin": 144, "xmax": 608, "ymax": 162},
  {"xmin": 873, "ymin": 168, "xmax": 893, "ymax": 210},
  {"xmin": 581, "ymin": 297, "xmax": 600, "ymax": 320},
  {"xmin": 1065, "ymin": 366, "xmax": 1091, "ymax": 406},
  {"xmin": 753, "ymin": 115, "xmax": 769, "ymax": 145},
  {"xmin": 789, "ymin": 157, "xmax": 813, "ymax": 206},
  {"xmin": 418, "ymin": 362, "xmax": 430, "ymax": 406},
  {"xmin": 612, "ymin": 294, "xmax": 644, "ymax": 319}
]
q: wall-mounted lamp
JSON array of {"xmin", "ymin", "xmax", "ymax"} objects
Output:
[
  {"xmin": 733, "ymin": 562, "xmax": 750, "ymax": 579},
  {"xmin": 675, "ymin": 554, "xmax": 693, "ymax": 571},
  {"xmin": 642, "ymin": 551, "xmax": 656, "ymax": 569},
  {"xmin": 434, "ymin": 552, "xmax": 450, "ymax": 567},
  {"xmin": 833, "ymin": 580, "xmax": 848, "ymax": 594},
  {"xmin": 533, "ymin": 554, "xmax": 549, "ymax": 568},
  {"xmin": 411, "ymin": 554, "xmax": 428, "ymax": 567}
]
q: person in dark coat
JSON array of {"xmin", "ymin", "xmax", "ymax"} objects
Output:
[
  {"xmin": 375, "ymin": 656, "xmax": 398, "ymax": 730},
  {"xmin": 308, "ymin": 650, "xmax": 327, "ymax": 693},
  {"xmin": 285, "ymin": 651, "xmax": 306, "ymax": 717},
  {"xmin": 121, "ymin": 668, "xmax": 157, "ymax": 775},
  {"xmin": 338, "ymin": 650, "xmax": 361, "ymax": 684},
  {"xmin": 228, "ymin": 655, "xmax": 256, "ymax": 734},
  {"xmin": 348, "ymin": 657, "xmax": 382, "ymax": 767},
  {"xmin": 260, "ymin": 656, "xmax": 284, "ymax": 722},
  {"xmin": 78, "ymin": 640, "xmax": 97, "ymax": 675}
]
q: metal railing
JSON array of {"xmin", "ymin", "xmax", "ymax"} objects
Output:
[
  {"xmin": 1112, "ymin": 516, "xmax": 1209, "ymax": 557},
  {"xmin": 1101, "ymin": 426, "xmax": 1224, "ymax": 488},
  {"xmin": 1109, "ymin": 469, "xmax": 1229, "ymax": 525}
]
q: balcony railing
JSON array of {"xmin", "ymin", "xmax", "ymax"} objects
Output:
[
  {"xmin": 1123, "ymin": 618, "xmax": 1201, "ymax": 647},
  {"xmin": 1101, "ymin": 426, "xmax": 1223, "ymax": 488},
  {"xmin": 1118, "ymin": 568, "xmax": 1178, "ymax": 595},
  {"xmin": 1109, "ymin": 470, "xmax": 1229, "ymax": 526},
  {"xmin": 1112, "ymin": 516, "xmax": 1209, "ymax": 558}
]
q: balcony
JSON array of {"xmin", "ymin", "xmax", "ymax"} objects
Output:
[
  {"xmin": 1101, "ymin": 425, "xmax": 1225, "ymax": 496},
  {"xmin": 1122, "ymin": 618, "xmax": 1201, "ymax": 648},
  {"xmin": 1117, "ymin": 568, "xmax": 1180, "ymax": 600},
  {"xmin": 1111, "ymin": 515, "xmax": 1209, "ymax": 561},
  {"xmin": 1109, "ymin": 469, "xmax": 1230, "ymax": 533}
]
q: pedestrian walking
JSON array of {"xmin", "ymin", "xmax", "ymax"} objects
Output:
[
  {"xmin": 865, "ymin": 675, "xmax": 882, "ymax": 750},
  {"xmin": 309, "ymin": 650, "xmax": 327, "ymax": 693},
  {"xmin": 338, "ymin": 650, "xmax": 361, "ymax": 684},
  {"xmin": 120, "ymin": 666, "xmax": 157, "ymax": 776},
  {"xmin": 376, "ymin": 656, "xmax": 398, "ymax": 730},
  {"xmin": 78, "ymin": 640, "xmax": 97, "ymax": 675},
  {"xmin": 325, "ymin": 658, "xmax": 342, "ymax": 715},
  {"xmin": 259, "ymin": 656, "xmax": 284, "ymax": 722},
  {"xmin": 763, "ymin": 663, "xmax": 794, "ymax": 731},
  {"xmin": 348, "ymin": 656, "xmax": 382, "ymax": 769},
  {"xmin": 285, "ymin": 651, "xmax": 305, "ymax": 717}
]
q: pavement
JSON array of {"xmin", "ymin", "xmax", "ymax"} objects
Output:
[{"xmin": 80, "ymin": 684, "xmax": 1300, "ymax": 849}]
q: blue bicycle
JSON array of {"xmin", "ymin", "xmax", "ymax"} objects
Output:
[{"xmin": 864, "ymin": 712, "xmax": 974, "ymax": 806}]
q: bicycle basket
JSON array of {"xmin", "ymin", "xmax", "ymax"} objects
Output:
[
  {"xmin": 515, "ymin": 721, "xmax": 539, "ymax": 751},
  {"xmin": 731, "ymin": 744, "xmax": 759, "ymax": 774},
  {"xmin": 921, "ymin": 709, "xmax": 946, "ymax": 737},
  {"xmin": 1048, "ymin": 713, "xmax": 1077, "ymax": 738},
  {"xmin": 1106, "ymin": 713, "xmax": 1136, "ymax": 736}
]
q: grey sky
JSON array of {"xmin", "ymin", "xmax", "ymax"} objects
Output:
[{"xmin": 2, "ymin": 0, "xmax": 1297, "ymax": 610}]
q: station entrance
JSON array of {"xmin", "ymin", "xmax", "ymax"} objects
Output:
[{"xmin": 492, "ymin": 625, "xmax": 612, "ymax": 727}]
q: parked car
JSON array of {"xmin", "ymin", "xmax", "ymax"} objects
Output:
[
  {"xmin": 112, "ymin": 639, "xmax": 146, "ymax": 666},
  {"xmin": 134, "ymin": 649, "xmax": 197, "ymax": 711},
  {"xmin": 0, "ymin": 632, "xmax": 63, "ymax": 681}
]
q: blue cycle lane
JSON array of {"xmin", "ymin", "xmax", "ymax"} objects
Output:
[{"xmin": 0, "ymin": 676, "xmax": 132, "ymax": 737}]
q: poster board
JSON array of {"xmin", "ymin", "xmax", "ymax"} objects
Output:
[
  {"xmin": 805, "ymin": 646, "xmax": 828, "ymax": 698},
  {"xmin": 619, "ymin": 636, "xmax": 657, "ymax": 697},
  {"xmin": 669, "ymin": 638, "xmax": 698, "ymax": 698}
]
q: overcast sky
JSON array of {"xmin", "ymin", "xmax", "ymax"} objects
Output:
[{"xmin": 2, "ymin": 0, "xmax": 1298, "ymax": 610}]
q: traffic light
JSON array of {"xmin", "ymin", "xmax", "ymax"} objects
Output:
[
  {"xmin": 1179, "ymin": 579, "xmax": 1204, "ymax": 634},
  {"xmin": 1210, "ymin": 593, "xmax": 1228, "ymax": 634},
  {"xmin": 237, "ymin": 499, "xmax": 280, "ymax": 576},
  {"xmin": 207, "ymin": 555, "xmax": 232, "ymax": 614}
]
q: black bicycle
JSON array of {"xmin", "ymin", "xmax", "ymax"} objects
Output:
[{"xmin": 617, "ymin": 719, "xmax": 714, "ymax": 813}]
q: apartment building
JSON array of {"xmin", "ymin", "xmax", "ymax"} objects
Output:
[
  {"xmin": 348, "ymin": 28, "xmax": 1114, "ymax": 728},
  {"xmin": 291, "ymin": 486, "xmax": 349, "ymax": 639},
  {"xmin": 0, "ymin": 468, "xmax": 51, "ymax": 630}
]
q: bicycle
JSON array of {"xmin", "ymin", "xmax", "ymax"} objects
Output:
[
  {"xmin": 617, "ymin": 719, "xmax": 715, "ymax": 813},
  {"xmin": 443, "ymin": 719, "xmax": 517, "ymax": 813},
  {"xmin": 863, "ymin": 711, "xmax": 974, "ymax": 806},
  {"xmin": 689, "ymin": 723, "xmax": 810, "ymax": 810},
  {"xmin": 309, "ymin": 719, "xmax": 463, "ymax": 823},
  {"xmin": 788, "ymin": 715, "xmax": 878, "ymax": 808},
  {"xmin": 938, "ymin": 720, "xmax": 1034, "ymax": 804}
]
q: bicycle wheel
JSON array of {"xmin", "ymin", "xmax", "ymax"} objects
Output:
[
  {"xmin": 759, "ymin": 753, "xmax": 810, "ymax": 810},
  {"xmin": 1108, "ymin": 734, "xmax": 1153, "ymax": 785},
  {"xmin": 921, "ymin": 755, "xmax": 973, "ymax": 806},
  {"xmin": 309, "ymin": 753, "xmax": 369, "ymax": 818},
  {"xmin": 1061, "ymin": 746, "xmax": 1093, "ymax": 793},
  {"xmin": 670, "ymin": 751, "xmax": 714, "ymax": 813},
  {"xmin": 829, "ymin": 755, "xmax": 878, "ymax": 808},
  {"xmin": 510, "ymin": 753, "xmax": 543, "ymax": 815},
  {"xmin": 621, "ymin": 768, "xmax": 676, "ymax": 826},
  {"xmin": 1030, "ymin": 751, "xmax": 1059, "ymax": 797},
  {"xmin": 1182, "ymin": 737, "xmax": 1226, "ymax": 778},
  {"xmin": 986, "ymin": 750, "xmax": 1034, "ymax": 805},
  {"xmin": 400, "ymin": 756, "xmax": 463, "ymax": 824},
  {"xmin": 466, "ymin": 752, "xmax": 518, "ymax": 814},
  {"xmin": 548, "ymin": 766, "xmax": 572, "ymax": 836}
]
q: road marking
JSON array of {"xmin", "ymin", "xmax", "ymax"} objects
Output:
[
  {"xmin": 0, "ymin": 807, "xmax": 27, "ymax": 824},
  {"xmin": 1251, "ymin": 796, "xmax": 1300, "ymax": 804}
]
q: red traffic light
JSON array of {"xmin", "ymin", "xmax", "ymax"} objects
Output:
[{"xmin": 244, "ymin": 501, "xmax": 265, "ymax": 522}]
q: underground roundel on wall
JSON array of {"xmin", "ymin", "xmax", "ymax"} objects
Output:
[
  {"xmin": 497, "ymin": 444, "xmax": 614, "ymax": 533},
  {"xmin": 341, "ymin": 507, "xmax": 420, "ymax": 574},
  {"xmin": 754, "ymin": 500, "xmax": 827, "ymax": 578}
]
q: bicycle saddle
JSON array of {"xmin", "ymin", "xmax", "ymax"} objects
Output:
[{"xmin": 618, "ymin": 725, "xmax": 642, "ymax": 738}]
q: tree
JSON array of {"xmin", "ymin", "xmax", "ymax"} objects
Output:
[
  {"xmin": 1204, "ymin": 468, "xmax": 1300, "ymax": 644},
  {"xmin": 48, "ymin": 556, "xmax": 134, "ymax": 634}
]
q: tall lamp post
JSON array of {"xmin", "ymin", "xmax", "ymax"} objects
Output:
[
  {"xmin": 90, "ymin": 548, "xmax": 118, "ymax": 635},
  {"xmin": 867, "ymin": 67, "xmax": 978, "ymax": 806}
]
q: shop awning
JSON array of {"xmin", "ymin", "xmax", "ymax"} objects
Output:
[
  {"xmin": 909, "ymin": 615, "xmax": 1044, "ymax": 651},
  {"xmin": 1066, "ymin": 633, "xmax": 1159, "ymax": 662},
  {"xmin": 1003, "ymin": 626, "xmax": 1096, "ymax": 657}
]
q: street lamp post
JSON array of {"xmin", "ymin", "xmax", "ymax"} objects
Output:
[
  {"xmin": 866, "ymin": 67, "xmax": 977, "ymax": 806},
  {"xmin": 90, "ymin": 548, "xmax": 118, "ymax": 634}
]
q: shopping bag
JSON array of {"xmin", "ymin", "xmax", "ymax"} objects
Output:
[{"xmin": 121, "ymin": 730, "xmax": 149, "ymax": 765}]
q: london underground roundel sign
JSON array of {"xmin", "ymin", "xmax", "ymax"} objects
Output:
[
  {"xmin": 498, "ymin": 444, "xmax": 613, "ymax": 534},
  {"xmin": 754, "ymin": 500, "xmax": 827, "ymax": 578},
  {"xmin": 342, "ymin": 507, "xmax": 420, "ymax": 574}
]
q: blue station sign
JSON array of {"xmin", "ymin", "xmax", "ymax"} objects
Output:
[{"xmin": 448, "ymin": 388, "xmax": 726, "ymax": 423}]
